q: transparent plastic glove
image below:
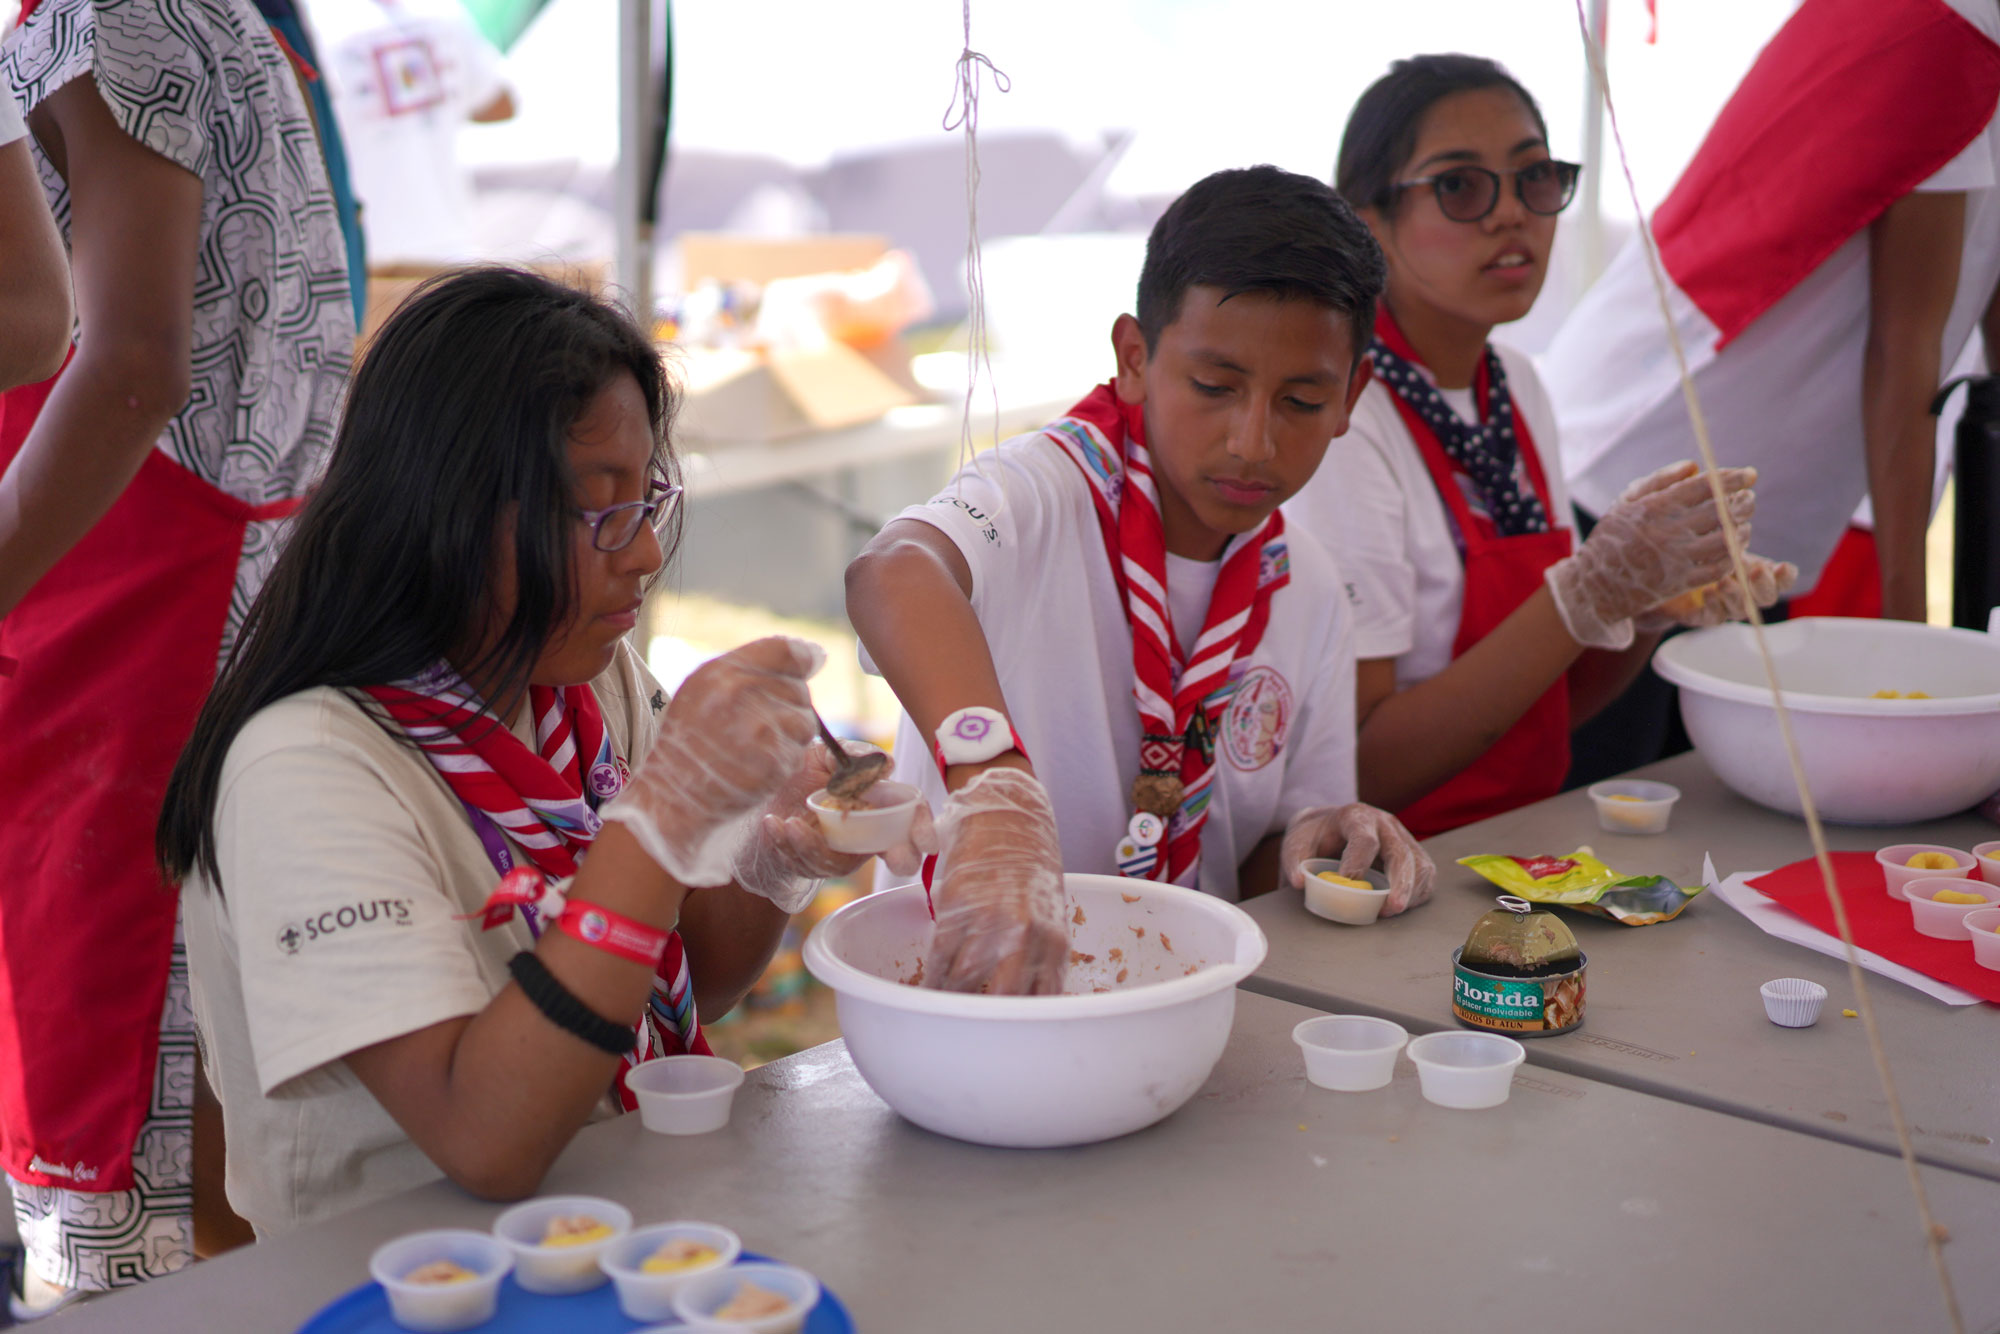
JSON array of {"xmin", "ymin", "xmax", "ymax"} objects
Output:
[
  {"xmin": 731, "ymin": 740, "xmax": 939, "ymax": 912},
  {"xmin": 1281, "ymin": 803, "xmax": 1435, "ymax": 917},
  {"xmin": 1547, "ymin": 461, "xmax": 1758, "ymax": 650},
  {"xmin": 603, "ymin": 636, "xmax": 822, "ymax": 888},
  {"xmin": 922, "ymin": 766, "xmax": 1068, "ymax": 995},
  {"xmin": 1636, "ymin": 554, "xmax": 1799, "ymax": 632}
]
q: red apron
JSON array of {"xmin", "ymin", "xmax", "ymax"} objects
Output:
[
  {"xmin": 0, "ymin": 372, "xmax": 301, "ymax": 1192},
  {"xmin": 1379, "ymin": 349, "xmax": 1573, "ymax": 840}
]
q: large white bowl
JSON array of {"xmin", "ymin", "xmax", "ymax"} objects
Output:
[
  {"xmin": 1653, "ymin": 618, "xmax": 2000, "ymax": 825},
  {"xmin": 800, "ymin": 874, "xmax": 1267, "ymax": 1148}
]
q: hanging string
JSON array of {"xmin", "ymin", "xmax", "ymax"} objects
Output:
[
  {"xmin": 1570, "ymin": 8, "xmax": 1962, "ymax": 1329},
  {"xmin": 943, "ymin": 0, "xmax": 1010, "ymax": 478}
]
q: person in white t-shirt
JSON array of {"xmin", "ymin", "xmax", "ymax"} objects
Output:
[
  {"xmin": 0, "ymin": 67, "xmax": 68, "ymax": 392},
  {"xmin": 1542, "ymin": 0, "xmax": 2000, "ymax": 777},
  {"xmin": 306, "ymin": 0, "xmax": 514, "ymax": 265},
  {"xmin": 1285, "ymin": 56, "xmax": 1789, "ymax": 837},
  {"xmin": 161, "ymin": 269, "xmax": 928, "ymax": 1234},
  {"xmin": 848, "ymin": 166, "xmax": 1434, "ymax": 997}
]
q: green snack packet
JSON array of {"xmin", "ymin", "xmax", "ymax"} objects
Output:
[{"xmin": 1457, "ymin": 850, "xmax": 1702, "ymax": 926}]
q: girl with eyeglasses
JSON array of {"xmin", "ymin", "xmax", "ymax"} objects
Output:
[
  {"xmin": 157, "ymin": 268, "xmax": 930, "ymax": 1235},
  {"xmin": 1284, "ymin": 55, "xmax": 1791, "ymax": 836}
]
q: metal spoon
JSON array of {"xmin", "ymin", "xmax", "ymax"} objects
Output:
[{"xmin": 816, "ymin": 709, "xmax": 889, "ymax": 801}]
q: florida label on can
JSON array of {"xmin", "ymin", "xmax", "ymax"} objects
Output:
[{"xmin": 1450, "ymin": 947, "xmax": 1587, "ymax": 1037}]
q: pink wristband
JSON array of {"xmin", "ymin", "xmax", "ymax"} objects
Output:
[{"xmin": 556, "ymin": 900, "xmax": 670, "ymax": 968}]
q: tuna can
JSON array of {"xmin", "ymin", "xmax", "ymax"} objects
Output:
[{"xmin": 1450, "ymin": 895, "xmax": 1587, "ymax": 1037}]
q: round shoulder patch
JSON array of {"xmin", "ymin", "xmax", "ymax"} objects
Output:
[{"xmin": 1221, "ymin": 666, "xmax": 1293, "ymax": 772}]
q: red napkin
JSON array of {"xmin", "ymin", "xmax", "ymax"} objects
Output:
[{"xmin": 1750, "ymin": 852, "xmax": 2000, "ymax": 1005}]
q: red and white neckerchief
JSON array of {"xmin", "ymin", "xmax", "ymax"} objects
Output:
[
  {"xmin": 363, "ymin": 667, "xmax": 711, "ymax": 1108},
  {"xmin": 1041, "ymin": 382, "xmax": 1290, "ymax": 886}
]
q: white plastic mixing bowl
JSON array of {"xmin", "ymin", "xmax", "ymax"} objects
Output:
[
  {"xmin": 800, "ymin": 874, "xmax": 1267, "ymax": 1148},
  {"xmin": 1653, "ymin": 618, "xmax": 2000, "ymax": 825}
]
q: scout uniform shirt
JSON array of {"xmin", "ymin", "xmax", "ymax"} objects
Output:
[{"xmin": 872, "ymin": 428, "xmax": 1360, "ymax": 902}]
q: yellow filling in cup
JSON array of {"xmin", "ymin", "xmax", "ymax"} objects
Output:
[
  {"xmin": 1930, "ymin": 888, "xmax": 1987, "ymax": 905},
  {"xmin": 1905, "ymin": 852, "xmax": 1959, "ymax": 870},
  {"xmin": 1312, "ymin": 871, "xmax": 1370, "ymax": 890}
]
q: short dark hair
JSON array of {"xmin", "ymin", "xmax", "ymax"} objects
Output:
[
  {"xmin": 1135, "ymin": 164, "xmax": 1385, "ymax": 362},
  {"xmin": 1336, "ymin": 54, "xmax": 1549, "ymax": 215},
  {"xmin": 159, "ymin": 267, "xmax": 679, "ymax": 889}
]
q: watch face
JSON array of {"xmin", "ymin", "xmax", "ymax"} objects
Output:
[{"xmin": 950, "ymin": 713, "xmax": 996, "ymax": 744}]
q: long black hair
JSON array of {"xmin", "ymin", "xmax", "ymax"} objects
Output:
[
  {"xmin": 1335, "ymin": 54, "xmax": 1550, "ymax": 215},
  {"xmin": 159, "ymin": 266, "xmax": 680, "ymax": 888}
]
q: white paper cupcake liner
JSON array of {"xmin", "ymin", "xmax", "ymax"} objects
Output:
[{"xmin": 1760, "ymin": 978, "xmax": 1828, "ymax": 1028}]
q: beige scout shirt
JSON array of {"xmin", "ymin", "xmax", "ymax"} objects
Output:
[{"xmin": 182, "ymin": 643, "xmax": 665, "ymax": 1237}]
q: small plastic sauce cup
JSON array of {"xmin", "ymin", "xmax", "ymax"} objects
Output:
[
  {"xmin": 806, "ymin": 780, "xmax": 921, "ymax": 855},
  {"xmin": 626, "ymin": 1054, "xmax": 746, "ymax": 1135},
  {"xmin": 1904, "ymin": 877, "xmax": 1992, "ymax": 941},
  {"xmin": 1585, "ymin": 780, "xmax": 1680, "ymax": 834},
  {"xmin": 1299, "ymin": 859, "xmax": 1391, "ymax": 925},
  {"xmin": 600, "ymin": 1221, "xmax": 742, "ymax": 1322},
  {"xmin": 1292, "ymin": 1015, "xmax": 1408, "ymax": 1091},
  {"xmin": 490, "ymin": 1195, "xmax": 631, "ymax": 1294},
  {"xmin": 1876, "ymin": 844, "xmax": 1976, "ymax": 900},
  {"xmin": 672, "ymin": 1261, "xmax": 822, "ymax": 1332},
  {"xmin": 1972, "ymin": 840, "xmax": 2000, "ymax": 886},
  {"xmin": 1406, "ymin": 1030, "xmax": 1526, "ymax": 1110},
  {"xmin": 369, "ymin": 1229, "xmax": 511, "ymax": 1332},
  {"xmin": 1962, "ymin": 908, "xmax": 2000, "ymax": 971}
]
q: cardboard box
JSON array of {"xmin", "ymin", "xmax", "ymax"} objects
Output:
[{"xmin": 358, "ymin": 260, "xmax": 609, "ymax": 353}]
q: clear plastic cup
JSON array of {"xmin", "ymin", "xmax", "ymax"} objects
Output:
[
  {"xmin": 1299, "ymin": 860, "xmax": 1391, "ymax": 926},
  {"xmin": 1759, "ymin": 977, "xmax": 1828, "ymax": 1027},
  {"xmin": 369, "ymin": 1229, "xmax": 511, "ymax": 1332},
  {"xmin": 600, "ymin": 1221, "xmax": 742, "ymax": 1322},
  {"xmin": 1963, "ymin": 908, "xmax": 2000, "ymax": 971},
  {"xmin": 490, "ymin": 1195, "xmax": 631, "ymax": 1294},
  {"xmin": 1972, "ymin": 840, "xmax": 2000, "ymax": 885},
  {"xmin": 1904, "ymin": 877, "xmax": 1993, "ymax": 941},
  {"xmin": 672, "ymin": 1261, "xmax": 821, "ymax": 1333},
  {"xmin": 806, "ymin": 780, "xmax": 921, "ymax": 855},
  {"xmin": 1876, "ymin": 844, "xmax": 1976, "ymax": 900},
  {"xmin": 1292, "ymin": 1015, "xmax": 1408, "ymax": 1091},
  {"xmin": 1406, "ymin": 1030, "xmax": 1525, "ymax": 1109},
  {"xmin": 1586, "ymin": 780, "xmax": 1680, "ymax": 835},
  {"xmin": 626, "ymin": 1054, "xmax": 746, "ymax": 1134}
]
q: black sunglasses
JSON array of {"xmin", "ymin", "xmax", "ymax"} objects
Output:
[{"xmin": 1391, "ymin": 159, "xmax": 1582, "ymax": 223}]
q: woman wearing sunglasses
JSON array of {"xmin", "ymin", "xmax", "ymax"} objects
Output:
[
  {"xmin": 1285, "ymin": 55, "xmax": 1786, "ymax": 836},
  {"xmin": 158, "ymin": 268, "xmax": 930, "ymax": 1235}
]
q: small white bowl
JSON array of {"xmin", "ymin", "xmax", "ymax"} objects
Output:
[
  {"xmin": 1904, "ymin": 877, "xmax": 1994, "ymax": 940},
  {"xmin": 1299, "ymin": 860, "xmax": 1391, "ymax": 926},
  {"xmin": 626, "ymin": 1054, "xmax": 746, "ymax": 1135},
  {"xmin": 491, "ymin": 1195, "xmax": 631, "ymax": 1294},
  {"xmin": 672, "ymin": 1260, "xmax": 821, "ymax": 1332},
  {"xmin": 1972, "ymin": 840, "xmax": 2000, "ymax": 885},
  {"xmin": 369, "ymin": 1229, "xmax": 511, "ymax": 1332},
  {"xmin": 1963, "ymin": 908, "xmax": 2000, "ymax": 970},
  {"xmin": 600, "ymin": 1221, "xmax": 742, "ymax": 1322},
  {"xmin": 1877, "ymin": 844, "xmax": 1976, "ymax": 900},
  {"xmin": 1759, "ymin": 977, "xmax": 1828, "ymax": 1028},
  {"xmin": 806, "ymin": 780, "xmax": 921, "ymax": 855},
  {"xmin": 1406, "ymin": 1030, "xmax": 1525, "ymax": 1110},
  {"xmin": 1586, "ymin": 780, "xmax": 1680, "ymax": 835},
  {"xmin": 1292, "ymin": 1015, "xmax": 1408, "ymax": 1091}
]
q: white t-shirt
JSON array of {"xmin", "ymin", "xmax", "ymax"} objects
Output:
[
  {"xmin": 1544, "ymin": 0, "xmax": 2000, "ymax": 589},
  {"xmin": 181, "ymin": 643, "xmax": 662, "ymax": 1237},
  {"xmin": 1286, "ymin": 344, "xmax": 1573, "ymax": 689},
  {"xmin": 871, "ymin": 430, "xmax": 1359, "ymax": 902},
  {"xmin": 306, "ymin": 0, "xmax": 508, "ymax": 265}
]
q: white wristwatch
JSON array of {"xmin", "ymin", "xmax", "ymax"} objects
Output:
[{"xmin": 932, "ymin": 706, "xmax": 1027, "ymax": 774}]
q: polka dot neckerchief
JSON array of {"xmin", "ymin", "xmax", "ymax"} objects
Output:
[{"xmin": 1368, "ymin": 338, "xmax": 1550, "ymax": 539}]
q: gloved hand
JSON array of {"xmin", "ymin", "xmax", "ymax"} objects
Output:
[
  {"xmin": 604, "ymin": 637, "xmax": 821, "ymax": 888},
  {"xmin": 731, "ymin": 740, "xmax": 939, "ymax": 913},
  {"xmin": 1547, "ymin": 461, "xmax": 1757, "ymax": 650},
  {"xmin": 921, "ymin": 766, "xmax": 1069, "ymax": 995},
  {"xmin": 1637, "ymin": 554, "xmax": 1799, "ymax": 632},
  {"xmin": 1282, "ymin": 803, "xmax": 1435, "ymax": 917}
]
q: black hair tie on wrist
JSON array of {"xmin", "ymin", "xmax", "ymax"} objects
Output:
[{"xmin": 508, "ymin": 952, "xmax": 637, "ymax": 1056}]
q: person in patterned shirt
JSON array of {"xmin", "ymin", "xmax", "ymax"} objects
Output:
[{"xmin": 0, "ymin": 0, "xmax": 353, "ymax": 1313}]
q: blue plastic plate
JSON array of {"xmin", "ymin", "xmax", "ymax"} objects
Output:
[{"xmin": 298, "ymin": 1253, "xmax": 854, "ymax": 1333}]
